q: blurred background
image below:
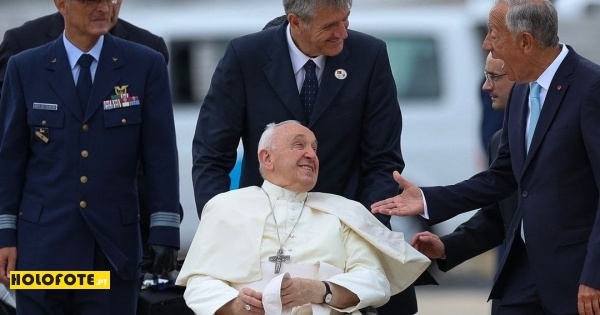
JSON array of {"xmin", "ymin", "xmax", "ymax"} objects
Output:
[{"xmin": 1, "ymin": 0, "xmax": 599, "ymax": 313}]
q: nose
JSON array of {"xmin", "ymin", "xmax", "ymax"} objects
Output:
[
  {"xmin": 482, "ymin": 35, "xmax": 493, "ymax": 52},
  {"xmin": 305, "ymin": 147, "xmax": 317, "ymax": 158},
  {"xmin": 94, "ymin": 0, "xmax": 112, "ymax": 10},
  {"xmin": 334, "ymin": 21, "xmax": 349, "ymax": 39},
  {"xmin": 482, "ymin": 78, "xmax": 493, "ymax": 92}
]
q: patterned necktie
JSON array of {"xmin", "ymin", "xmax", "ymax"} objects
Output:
[
  {"xmin": 526, "ymin": 82, "xmax": 541, "ymax": 152},
  {"xmin": 300, "ymin": 60, "xmax": 318, "ymax": 120},
  {"xmin": 77, "ymin": 54, "xmax": 94, "ymax": 111}
]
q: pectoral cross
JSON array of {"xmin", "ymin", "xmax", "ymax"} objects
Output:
[{"xmin": 268, "ymin": 247, "xmax": 290, "ymax": 274}]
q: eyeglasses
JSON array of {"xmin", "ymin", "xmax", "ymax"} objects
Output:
[
  {"xmin": 484, "ymin": 71, "xmax": 507, "ymax": 87},
  {"xmin": 74, "ymin": 0, "xmax": 120, "ymax": 5}
]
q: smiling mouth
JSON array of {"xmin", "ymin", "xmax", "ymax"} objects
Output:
[{"xmin": 300, "ymin": 165, "xmax": 314, "ymax": 172}]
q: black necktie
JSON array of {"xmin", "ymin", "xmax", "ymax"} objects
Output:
[
  {"xmin": 77, "ymin": 54, "xmax": 94, "ymax": 111},
  {"xmin": 300, "ymin": 60, "xmax": 318, "ymax": 120}
]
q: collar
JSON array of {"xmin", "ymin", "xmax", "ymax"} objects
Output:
[
  {"xmin": 286, "ymin": 23, "xmax": 326, "ymax": 76},
  {"xmin": 63, "ymin": 32, "xmax": 104, "ymax": 70},
  {"xmin": 534, "ymin": 43, "xmax": 569, "ymax": 92},
  {"xmin": 261, "ymin": 180, "xmax": 309, "ymax": 205}
]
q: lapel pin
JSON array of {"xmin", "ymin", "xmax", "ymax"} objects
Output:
[
  {"xmin": 112, "ymin": 57, "xmax": 118, "ymax": 62},
  {"xmin": 51, "ymin": 58, "xmax": 57, "ymax": 63},
  {"xmin": 557, "ymin": 85, "xmax": 562, "ymax": 91},
  {"xmin": 334, "ymin": 69, "xmax": 347, "ymax": 80}
]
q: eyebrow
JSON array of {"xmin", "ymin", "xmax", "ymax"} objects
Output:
[
  {"xmin": 290, "ymin": 134, "xmax": 317, "ymax": 147},
  {"xmin": 485, "ymin": 70, "xmax": 505, "ymax": 76},
  {"xmin": 291, "ymin": 134, "xmax": 306, "ymax": 141}
]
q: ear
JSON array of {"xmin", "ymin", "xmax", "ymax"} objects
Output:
[
  {"xmin": 258, "ymin": 150, "xmax": 274, "ymax": 171},
  {"xmin": 55, "ymin": 0, "xmax": 67, "ymax": 14},
  {"xmin": 520, "ymin": 32, "xmax": 535, "ymax": 52},
  {"xmin": 288, "ymin": 13, "xmax": 301, "ymax": 29}
]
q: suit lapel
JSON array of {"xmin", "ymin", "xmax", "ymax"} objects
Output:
[
  {"xmin": 509, "ymin": 84, "xmax": 528, "ymax": 178},
  {"xmin": 263, "ymin": 23, "xmax": 350, "ymax": 126},
  {"xmin": 84, "ymin": 34, "xmax": 124, "ymax": 122},
  {"xmin": 264, "ymin": 24, "xmax": 306, "ymax": 123},
  {"xmin": 523, "ymin": 79, "xmax": 568, "ymax": 169},
  {"xmin": 308, "ymin": 50, "xmax": 349, "ymax": 127},
  {"xmin": 47, "ymin": 36, "xmax": 83, "ymax": 121},
  {"xmin": 523, "ymin": 48, "xmax": 576, "ymax": 170}
]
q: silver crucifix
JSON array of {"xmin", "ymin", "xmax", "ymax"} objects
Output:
[{"xmin": 268, "ymin": 247, "xmax": 290, "ymax": 274}]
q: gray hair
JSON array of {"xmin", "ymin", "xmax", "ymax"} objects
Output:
[
  {"xmin": 257, "ymin": 120, "xmax": 298, "ymax": 153},
  {"xmin": 257, "ymin": 120, "xmax": 303, "ymax": 176},
  {"xmin": 495, "ymin": 0, "xmax": 558, "ymax": 48},
  {"xmin": 283, "ymin": 0, "xmax": 352, "ymax": 25}
]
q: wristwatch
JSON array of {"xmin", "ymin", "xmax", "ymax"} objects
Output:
[{"xmin": 322, "ymin": 281, "xmax": 333, "ymax": 304}]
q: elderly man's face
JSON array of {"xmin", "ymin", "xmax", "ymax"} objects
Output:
[
  {"xmin": 482, "ymin": 3, "xmax": 528, "ymax": 83},
  {"xmin": 266, "ymin": 124, "xmax": 319, "ymax": 193},
  {"xmin": 290, "ymin": 6, "xmax": 349, "ymax": 57}
]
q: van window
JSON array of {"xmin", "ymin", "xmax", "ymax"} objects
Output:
[
  {"xmin": 170, "ymin": 36, "xmax": 440, "ymax": 104},
  {"xmin": 170, "ymin": 40, "xmax": 229, "ymax": 103},
  {"xmin": 383, "ymin": 36, "xmax": 441, "ymax": 101}
]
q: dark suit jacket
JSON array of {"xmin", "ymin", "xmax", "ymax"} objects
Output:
[
  {"xmin": 192, "ymin": 22, "xmax": 403, "ymax": 225},
  {"xmin": 437, "ymin": 129, "xmax": 517, "ymax": 271},
  {"xmin": 0, "ymin": 12, "xmax": 169, "ymax": 99},
  {"xmin": 423, "ymin": 47, "xmax": 600, "ymax": 314},
  {"xmin": 0, "ymin": 34, "xmax": 180, "ymax": 280},
  {"xmin": 0, "ymin": 12, "xmax": 177, "ymax": 257}
]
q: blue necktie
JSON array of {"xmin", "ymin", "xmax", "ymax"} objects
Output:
[
  {"xmin": 77, "ymin": 54, "xmax": 94, "ymax": 112},
  {"xmin": 522, "ymin": 82, "xmax": 542, "ymax": 242},
  {"xmin": 300, "ymin": 60, "xmax": 318, "ymax": 120},
  {"xmin": 526, "ymin": 82, "xmax": 541, "ymax": 152}
]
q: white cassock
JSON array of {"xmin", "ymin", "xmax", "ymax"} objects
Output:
[{"xmin": 176, "ymin": 180, "xmax": 430, "ymax": 315}]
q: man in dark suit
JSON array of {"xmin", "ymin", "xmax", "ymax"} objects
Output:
[
  {"xmin": 0, "ymin": 2, "xmax": 180, "ymax": 271},
  {"xmin": 373, "ymin": 1, "xmax": 600, "ymax": 314},
  {"xmin": 0, "ymin": 0, "xmax": 179, "ymax": 313},
  {"xmin": 191, "ymin": 0, "xmax": 431, "ymax": 313}
]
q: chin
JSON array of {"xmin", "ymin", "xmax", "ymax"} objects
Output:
[
  {"xmin": 324, "ymin": 44, "xmax": 343, "ymax": 56},
  {"xmin": 301, "ymin": 179, "xmax": 317, "ymax": 191}
]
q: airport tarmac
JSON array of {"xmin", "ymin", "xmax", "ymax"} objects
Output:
[
  {"xmin": 414, "ymin": 250, "xmax": 497, "ymax": 314},
  {"xmin": 417, "ymin": 285, "xmax": 492, "ymax": 314}
]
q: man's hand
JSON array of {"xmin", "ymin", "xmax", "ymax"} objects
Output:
[
  {"xmin": 280, "ymin": 277, "xmax": 322, "ymax": 308},
  {"xmin": 139, "ymin": 245, "xmax": 178, "ymax": 276},
  {"xmin": 578, "ymin": 284, "xmax": 600, "ymax": 315},
  {"xmin": 0, "ymin": 247, "xmax": 16, "ymax": 285},
  {"xmin": 411, "ymin": 232, "xmax": 446, "ymax": 259},
  {"xmin": 371, "ymin": 171, "xmax": 425, "ymax": 216},
  {"xmin": 217, "ymin": 287, "xmax": 264, "ymax": 315}
]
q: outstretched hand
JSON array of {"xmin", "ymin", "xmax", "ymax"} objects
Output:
[{"xmin": 371, "ymin": 171, "xmax": 425, "ymax": 216}]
